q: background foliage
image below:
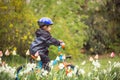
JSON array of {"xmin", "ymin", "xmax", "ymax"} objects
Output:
[{"xmin": 0, "ymin": 0, "xmax": 120, "ymax": 58}]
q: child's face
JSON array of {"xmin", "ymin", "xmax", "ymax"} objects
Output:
[{"xmin": 43, "ymin": 25, "xmax": 51, "ymax": 32}]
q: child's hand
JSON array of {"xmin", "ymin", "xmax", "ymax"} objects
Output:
[
  {"xmin": 59, "ymin": 40, "xmax": 65, "ymax": 48},
  {"xmin": 60, "ymin": 42, "xmax": 65, "ymax": 49}
]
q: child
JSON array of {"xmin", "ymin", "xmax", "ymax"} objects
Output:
[{"xmin": 30, "ymin": 17, "xmax": 65, "ymax": 71}]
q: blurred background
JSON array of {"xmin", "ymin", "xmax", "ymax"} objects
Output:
[{"xmin": 0, "ymin": 0, "xmax": 120, "ymax": 59}]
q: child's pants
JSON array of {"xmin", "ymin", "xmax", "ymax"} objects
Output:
[{"xmin": 39, "ymin": 51, "xmax": 51, "ymax": 71}]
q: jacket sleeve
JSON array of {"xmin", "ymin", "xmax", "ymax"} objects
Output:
[
  {"xmin": 40, "ymin": 33, "xmax": 61, "ymax": 46},
  {"xmin": 47, "ymin": 36, "xmax": 61, "ymax": 46}
]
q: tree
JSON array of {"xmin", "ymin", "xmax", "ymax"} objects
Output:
[
  {"xmin": 0, "ymin": 0, "xmax": 36, "ymax": 56},
  {"xmin": 84, "ymin": 0, "xmax": 120, "ymax": 54}
]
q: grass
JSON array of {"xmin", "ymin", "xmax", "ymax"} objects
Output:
[
  {"xmin": 2, "ymin": 55, "xmax": 26, "ymax": 67},
  {"xmin": 0, "ymin": 53, "xmax": 120, "ymax": 80},
  {"xmin": 74, "ymin": 54, "xmax": 120, "ymax": 72}
]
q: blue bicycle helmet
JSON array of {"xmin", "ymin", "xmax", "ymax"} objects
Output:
[{"xmin": 38, "ymin": 17, "xmax": 53, "ymax": 27}]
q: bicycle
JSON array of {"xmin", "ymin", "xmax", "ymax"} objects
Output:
[{"xmin": 15, "ymin": 46, "xmax": 79, "ymax": 80}]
